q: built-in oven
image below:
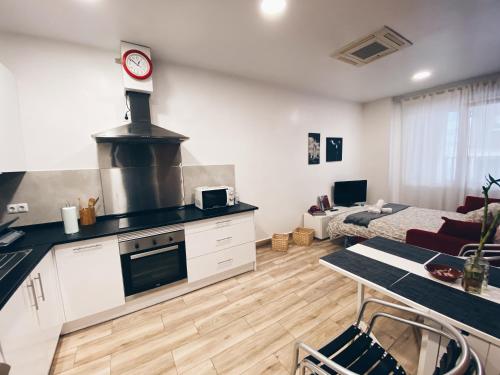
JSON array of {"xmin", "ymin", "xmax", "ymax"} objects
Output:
[{"xmin": 118, "ymin": 226, "xmax": 187, "ymax": 299}]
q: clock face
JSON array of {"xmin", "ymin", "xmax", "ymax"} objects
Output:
[{"xmin": 122, "ymin": 49, "xmax": 153, "ymax": 80}]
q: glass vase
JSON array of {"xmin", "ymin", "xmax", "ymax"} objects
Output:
[{"xmin": 462, "ymin": 256, "xmax": 489, "ymax": 294}]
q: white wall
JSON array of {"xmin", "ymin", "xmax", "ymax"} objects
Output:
[
  {"xmin": 0, "ymin": 62, "xmax": 25, "ymax": 172},
  {"xmin": 360, "ymin": 98, "xmax": 393, "ymax": 204},
  {"xmin": 0, "ymin": 32, "xmax": 364, "ymax": 240}
]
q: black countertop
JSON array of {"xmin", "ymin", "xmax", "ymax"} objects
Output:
[{"xmin": 0, "ymin": 202, "xmax": 258, "ymax": 310}]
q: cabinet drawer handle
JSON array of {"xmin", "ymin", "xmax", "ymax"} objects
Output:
[
  {"xmin": 216, "ymin": 220, "xmax": 232, "ymax": 227},
  {"xmin": 34, "ymin": 272, "xmax": 46, "ymax": 301},
  {"xmin": 27, "ymin": 279, "xmax": 39, "ymax": 311},
  {"xmin": 216, "ymin": 237, "xmax": 233, "ymax": 244},
  {"xmin": 73, "ymin": 243, "xmax": 103, "ymax": 253},
  {"xmin": 218, "ymin": 258, "xmax": 233, "ymax": 265}
]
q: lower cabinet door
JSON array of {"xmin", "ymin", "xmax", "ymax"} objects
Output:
[
  {"xmin": 187, "ymin": 242, "xmax": 256, "ymax": 283},
  {"xmin": 0, "ymin": 278, "xmax": 46, "ymax": 375},
  {"xmin": 32, "ymin": 250, "xmax": 64, "ymax": 372},
  {"xmin": 54, "ymin": 236, "xmax": 125, "ymax": 321}
]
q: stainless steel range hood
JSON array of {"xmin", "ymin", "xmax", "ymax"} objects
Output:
[{"xmin": 92, "ymin": 91, "xmax": 189, "ymax": 144}]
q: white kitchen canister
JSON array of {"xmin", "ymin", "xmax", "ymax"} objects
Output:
[{"xmin": 61, "ymin": 206, "xmax": 79, "ymax": 234}]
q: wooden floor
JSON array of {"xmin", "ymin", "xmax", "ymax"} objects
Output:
[{"xmin": 50, "ymin": 240, "xmax": 420, "ymax": 375}]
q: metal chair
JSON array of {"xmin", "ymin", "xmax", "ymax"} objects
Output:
[
  {"xmin": 459, "ymin": 244, "xmax": 500, "ymax": 264},
  {"xmin": 291, "ymin": 298, "xmax": 484, "ymax": 375}
]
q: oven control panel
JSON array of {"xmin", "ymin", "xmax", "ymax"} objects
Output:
[{"xmin": 118, "ymin": 230, "xmax": 185, "ymax": 255}]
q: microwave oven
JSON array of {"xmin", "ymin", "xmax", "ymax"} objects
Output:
[{"xmin": 194, "ymin": 186, "xmax": 235, "ymax": 210}]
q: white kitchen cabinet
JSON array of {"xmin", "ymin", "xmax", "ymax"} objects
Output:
[
  {"xmin": 187, "ymin": 242, "xmax": 256, "ymax": 283},
  {"xmin": 185, "ymin": 212, "xmax": 256, "ymax": 283},
  {"xmin": 0, "ymin": 250, "xmax": 63, "ymax": 375},
  {"xmin": 32, "ymin": 251, "xmax": 64, "ymax": 367},
  {"xmin": 54, "ymin": 236, "xmax": 125, "ymax": 321},
  {"xmin": 0, "ymin": 62, "xmax": 26, "ymax": 173},
  {"xmin": 0, "ymin": 277, "xmax": 45, "ymax": 375}
]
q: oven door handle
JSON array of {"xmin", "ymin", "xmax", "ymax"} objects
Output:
[{"xmin": 130, "ymin": 245, "xmax": 179, "ymax": 260}]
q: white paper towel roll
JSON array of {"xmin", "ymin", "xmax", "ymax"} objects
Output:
[{"xmin": 61, "ymin": 206, "xmax": 79, "ymax": 234}]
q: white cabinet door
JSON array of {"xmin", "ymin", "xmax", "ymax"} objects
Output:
[
  {"xmin": 54, "ymin": 236, "xmax": 125, "ymax": 321},
  {"xmin": 32, "ymin": 250, "xmax": 64, "ymax": 372},
  {"xmin": 0, "ymin": 278, "xmax": 45, "ymax": 375},
  {"xmin": 0, "ymin": 62, "xmax": 25, "ymax": 172}
]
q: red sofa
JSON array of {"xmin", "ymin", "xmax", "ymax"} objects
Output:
[
  {"xmin": 456, "ymin": 195, "xmax": 500, "ymax": 214},
  {"xmin": 406, "ymin": 195, "xmax": 500, "ymax": 256}
]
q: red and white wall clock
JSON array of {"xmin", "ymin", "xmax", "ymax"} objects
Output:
[{"xmin": 122, "ymin": 49, "xmax": 153, "ymax": 80}]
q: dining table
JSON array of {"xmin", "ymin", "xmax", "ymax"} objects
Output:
[{"xmin": 320, "ymin": 236, "xmax": 500, "ymax": 375}]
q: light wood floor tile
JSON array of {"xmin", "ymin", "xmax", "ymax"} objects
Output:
[
  {"xmin": 244, "ymin": 292, "xmax": 308, "ymax": 332},
  {"xmin": 112, "ymin": 297, "xmax": 186, "ymax": 332},
  {"xmin": 59, "ymin": 356, "xmax": 111, "ymax": 375},
  {"xmin": 279, "ymin": 295, "xmax": 340, "ymax": 338},
  {"xmin": 212, "ymin": 322, "xmax": 294, "ymax": 375},
  {"xmin": 178, "ymin": 360, "xmax": 217, "ymax": 375},
  {"xmin": 58, "ymin": 321, "xmax": 113, "ymax": 354},
  {"xmin": 222, "ymin": 273, "xmax": 275, "ymax": 302},
  {"xmin": 240, "ymin": 354, "xmax": 289, "ymax": 375},
  {"xmin": 75, "ymin": 316, "xmax": 164, "ymax": 366},
  {"xmin": 50, "ymin": 347, "xmax": 76, "ymax": 375},
  {"xmin": 173, "ymin": 318, "xmax": 254, "ymax": 373},
  {"xmin": 296, "ymin": 273, "xmax": 346, "ymax": 303},
  {"xmin": 194, "ymin": 293, "xmax": 261, "ymax": 335},
  {"xmin": 253, "ymin": 276, "xmax": 303, "ymax": 305},
  {"xmin": 161, "ymin": 293, "xmax": 228, "ymax": 331},
  {"xmin": 113, "ymin": 351, "xmax": 177, "ymax": 375},
  {"xmin": 110, "ymin": 322, "xmax": 198, "ymax": 374},
  {"xmin": 182, "ymin": 277, "xmax": 239, "ymax": 305}
]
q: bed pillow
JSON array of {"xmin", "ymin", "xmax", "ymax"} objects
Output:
[{"xmin": 438, "ymin": 217, "xmax": 483, "ymax": 242}]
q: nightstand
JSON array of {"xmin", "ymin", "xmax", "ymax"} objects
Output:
[{"xmin": 303, "ymin": 207, "xmax": 349, "ymax": 240}]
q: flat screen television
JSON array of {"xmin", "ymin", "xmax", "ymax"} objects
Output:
[{"xmin": 333, "ymin": 180, "xmax": 367, "ymax": 206}]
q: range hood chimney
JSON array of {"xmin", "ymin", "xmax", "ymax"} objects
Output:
[{"xmin": 92, "ymin": 91, "xmax": 189, "ymax": 144}]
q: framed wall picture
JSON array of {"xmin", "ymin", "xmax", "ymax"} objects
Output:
[
  {"xmin": 308, "ymin": 133, "xmax": 320, "ymax": 165},
  {"xmin": 326, "ymin": 137, "xmax": 343, "ymax": 162}
]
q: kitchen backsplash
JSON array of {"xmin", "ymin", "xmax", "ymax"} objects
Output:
[
  {"xmin": 0, "ymin": 170, "xmax": 104, "ymax": 227},
  {"xmin": 0, "ymin": 164, "xmax": 235, "ymax": 227}
]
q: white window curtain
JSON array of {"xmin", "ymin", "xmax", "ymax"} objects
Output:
[{"xmin": 390, "ymin": 78, "xmax": 500, "ymax": 211}]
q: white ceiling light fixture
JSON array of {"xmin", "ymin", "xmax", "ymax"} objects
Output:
[
  {"xmin": 260, "ymin": 0, "xmax": 287, "ymax": 17},
  {"xmin": 412, "ymin": 70, "xmax": 432, "ymax": 81}
]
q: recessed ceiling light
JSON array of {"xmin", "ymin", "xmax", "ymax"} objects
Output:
[
  {"xmin": 412, "ymin": 70, "xmax": 432, "ymax": 81},
  {"xmin": 260, "ymin": 0, "xmax": 287, "ymax": 17}
]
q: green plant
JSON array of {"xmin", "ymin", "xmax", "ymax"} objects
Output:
[{"xmin": 474, "ymin": 174, "xmax": 500, "ymax": 262}]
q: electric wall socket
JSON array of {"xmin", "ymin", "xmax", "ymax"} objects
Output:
[{"xmin": 6, "ymin": 203, "xmax": 29, "ymax": 214}]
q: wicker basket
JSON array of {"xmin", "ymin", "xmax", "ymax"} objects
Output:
[
  {"xmin": 272, "ymin": 233, "xmax": 289, "ymax": 252},
  {"xmin": 293, "ymin": 227, "xmax": 314, "ymax": 246}
]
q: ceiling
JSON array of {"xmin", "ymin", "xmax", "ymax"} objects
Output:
[{"xmin": 1, "ymin": 0, "xmax": 500, "ymax": 102}]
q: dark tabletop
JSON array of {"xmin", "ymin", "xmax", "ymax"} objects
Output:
[
  {"xmin": 0, "ymin": 202, "xmax": 258, "ymax": 310},
  {"xmin": 321, "ymin": 239, "xmax": 500, "ymax": 341}
]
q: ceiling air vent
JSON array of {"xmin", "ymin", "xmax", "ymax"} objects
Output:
[{"xmin": 332, "ymin": 26, "xmax": 412, "ymax": 66}]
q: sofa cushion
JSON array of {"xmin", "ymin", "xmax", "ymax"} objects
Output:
[
  {"xmin": 465, "ymin": 202, "xmax": 500, "ymax": 223},
  {"xmin": 438, "ymin": 217, "xmax": 483, "ymax": 242}
]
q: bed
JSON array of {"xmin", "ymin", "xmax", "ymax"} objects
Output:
[{"xmin": 326, "ymin": 206, "xmax": 468, "ymax": 242}]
